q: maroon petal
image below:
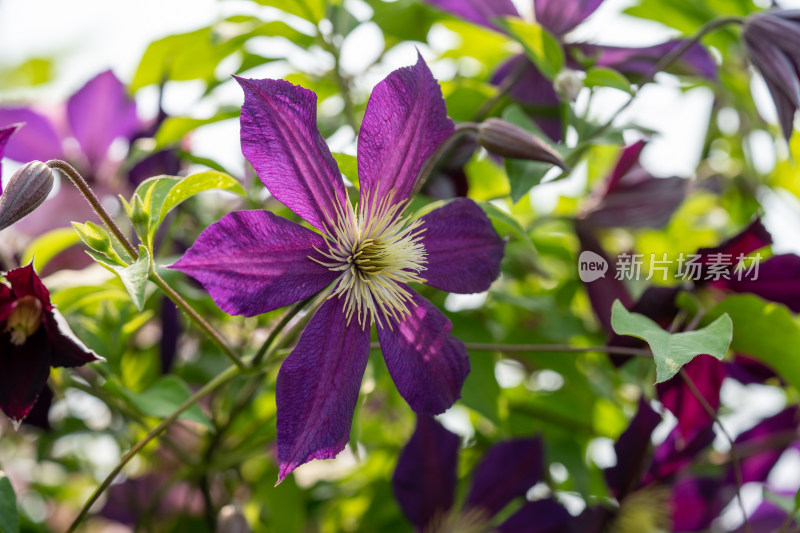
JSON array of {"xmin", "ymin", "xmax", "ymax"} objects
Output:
[
  {"xmin": 670, "ymin": 476, "xmax": 732, "ymax": 532},
  {"xmin": 357, "ymin": 55, "xmax": 454, "ymax": 209},
  {"xmin": 577, "ymin": 40, "xmax": 717, "ymax": 81},
  {"xmin": 422, "ymin": 0, "xmax": 520, "ymax": 31},
  {"xmin": 44, "ymin": 309, "xmax": 102, "ymax": 367},
  {"xmin": 378, "ymin": 291, "xmax": 469, "ymax": 415},
  {"xmin": 392, "ymin": 416, "xmax": 459, "ymax": 529},
  {"xmin": 582, "ymin": 141, "xmax": 687, "ymax": 229},
  {"xmin": 656, "ymin": 355, "xmax": 725, "ymax": 441},
  {"xmin": 491, "ymin": 55, "xmax": 562, "ymax": 142},
  {"xmin": 0, "ymin": 108, "xmax": 64, "ymax": 162},
  {"xmin": 0, "ymin": 329, "xmax": 52, "ymax": 423},
  {"xmin": 715, "ymin": 254, "xmax": 800, "ymax": 313},
  {"xmin": 66, "ymin": 71, "xmax": 140, "ymax": 171},
  {"xmin": 729, "ymin": 406, "xmax": 800, "ymax": 484},
  {"xmin": 275, "ymin": 298, "xmax": 370, "ymax": 483},
  {"xmin": 645, "ymin": 426, "xmax": 715, "ymax": 485},
  {"xmin": 534, "ymin": 0, "xmax": 603, "ymax": 35},
  {"xmin": 464, "ymin": 437, "xmax": 543, "ymax": 517},
  {"xmin": 605, "ymin": 397, "xmax": 660, "ymax": 499},
  {"xmin": 497, "ymin": 499, "xmax": 573, "ymax": 533},
  {"xmin": 694, "ymin": 218, "xmax": 772, "ymax": 282},
  {"xmin": 236, "ymin": 76, "xmax": 348, "ymax": 233},
  {"xmin": 419, "ymin": 198, "xmax": 505, "ymax": 294},
  {"xmin": 170, "ymin": 210, "xmax": 338, "ymax": 317}
]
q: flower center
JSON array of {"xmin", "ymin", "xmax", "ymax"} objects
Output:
[
  {"xmin": 613, "ymin": 485, "xmax": 671, "ymax": 533},
  {"xmin": 311, "ymin": 191, "xmax": 427, "ymax": 329},
  {"xmin": 6, "ymin": 295, "xmax": 43, "ymax": 346}
]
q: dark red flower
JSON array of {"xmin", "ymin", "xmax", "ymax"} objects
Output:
[{"xmin": 0, "ymin": 263, "xmax": 102, "ymax": 425}]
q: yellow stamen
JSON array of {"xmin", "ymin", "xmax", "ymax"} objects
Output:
[
  {"xmin": 6, "ymin": 295, "xmax": 43, "ymax": 346},
  {"xmin": 310, "ymin": 189, "xmax": 427, "ymax": 328}
]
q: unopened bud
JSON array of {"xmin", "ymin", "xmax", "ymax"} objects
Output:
[
  {"xmin": 477, "ymin": 119, "xmax": 568, "ymax": 170},
  {"xmin": 71, "ymin": 221, "xmax": 113, "ymax": 254},
  {"xmin": 554, "ymin": 69, "xmax": 583, "ymax": 102},
  {"xmin": 0, "ymin": 161, "xmax": 55, "ymax": 231},
  {"xmin": 217, "ymin": 505, "xmax": 251, "ymax": 533}
]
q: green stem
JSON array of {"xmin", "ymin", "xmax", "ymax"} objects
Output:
[
  {"xmin": 150, "ymin": 270, "xmax": 247, "ymax": 372},
  {"xmin": 251, "ymin": 295, "xmax": 314, "ymax": 367},
  {"xmin": 65, "ymin": 364, "xmax": 240, "ymax": 533},
  {"xmin": 584, "ymin": 16, "xmax": 744, "ymax": 144},
  {"xmin": 461, "ymin": 342, "xmax": 652, "ymax": 357},
  {"xmin": 45, "ymin": 160, "xmax": 139, "ymax": 260}
]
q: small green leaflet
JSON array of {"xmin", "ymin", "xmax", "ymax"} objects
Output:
[
  {"xmin": 0, "ymin": 472, "xmax": 18, "ymax": 533},
  {"xmin": 497, "ymin": 18, "xmax": 564, "ymax": 80},
  {"xmin": 610, "ymin": 299, "xmax": 733, "ymax": 383},
  {"xmin": 107, "ymin": 376, "xmax": 211, "ymax": 428}
]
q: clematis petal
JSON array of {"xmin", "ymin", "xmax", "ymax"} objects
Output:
[
  {"xmin": 45, "ymin": 309, "xmax": 103, "ymax": 367},
  {"xmin": 670, "ymin": 476, "xmax": 732, "ymax": 532},
  {"xmin": 0, "ymin": 329, "xmax": 52, "ymax": 423},
  {"xmin": 275, "ymin": 297, "xmax": 370, "ymax": 483},
  {"xmin": 491, "ymin": 55, "xmax": 562, "ymax": 142},
  {"xmin": 735, "ymin": 491, "xmax": 798, "ymax": 533},
  {"xmin": 0, "ymin": 108, "xmax": 64, "ymax": 162},
  {"xmin": 0, "ymin": 123, "xmax": 19, "ymax": 189},
  {"xmin": 644, "ymin": 425, "xmax": 715, "ymax": 485},
  {"xmin": 464, "ymin": 437, "xmax": 543, "ymax": 517},
  {"xmin": 605, "ymin": 397, "xmax": 661, "ymax": 499},
  {"xmin": 171, "ymin": 210, "xmax": 338, "ymax": 317},
  {"xmin": 534, "ymin": 0, "xmax": 603, "ymax": 35},
  {"xmin": 67, "ymin": 71, "xmax": 140, "ymax": 171},
  {"xmin": 716, "ymin": 254, "xmax": 800, "ymax": 313},
  {"xmin": 497, "ymin": 499, "xmax": 573, "ymax": 533},
  {"xmin": 418, "ymin": 198, "xmax": 504, "ymax": 294},
  {"xmin": 656, "ymin": 355, "xmax": 725, "ymax": 441},
  {"xmin": 728, "ymin": 406, "xmax": 800, "ymax": 484},
  {"xmin": 358, "ymin": 55, "xmax": 454, "ymax": 209},
  {"xmin": 236, "ymin": 76, "xmax": 348, "ymax": 233},
  {"xmin": 378, "ymin": 291, "xmax": 469, "ymax": 415},
  {"xmin": 422, "ymin": 0, "xmax": 520, "ymax": 31},
  {"xmin": 576, "ymin": 40, "xmax": 717, "ymax": 81},
  {"xmin": 392, "ymin": 416, "xmax": 459, "ymax": 529}
]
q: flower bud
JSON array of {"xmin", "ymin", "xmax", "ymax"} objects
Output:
[
  {"xmin": 554, "ymin": 68, "xmax": 583, "ymax": 102},
  {"xmin": 477, "ymin": 119, "xmax": 568, "ymax": 170},
  {"xmin": 217, "ymin": 505, "xmax": 251, "ymax": 533},
  {"xmin": 0, "ymin": 161, "xmax": 56, "ymax": 231}
]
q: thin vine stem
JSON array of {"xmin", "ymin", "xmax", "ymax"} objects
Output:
[
  {"xmin": 680, "ymin": 369, "xmax": 753, "ymax": 533},
  {"xmin": 45, "ymin": 160, "xmax": 139, "ymax": 260},
  {"xmin": 462, "ymin": 342, "xmax": 653, "ymax": 357},
  {"xmin": 65, "ymin": 364, "xmax": 240, "ymax": 533},
  {"xmin": 150, "ymin": 270, "xmax": 247, "ymax": 372},
  {"xmin": 251, "ymin": 295, "xmax": 315, "ymax": 367},
  {"xmin": 409, "ymin": 122, "xmax": 480, "ymax": 199}
]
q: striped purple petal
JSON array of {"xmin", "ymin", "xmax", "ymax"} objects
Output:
[
  {"xmin": 0, "ymin": 107, "xmax": 64, "ymax": 163},
  {"xmin": 422, "ymin": 0, "xmax": 520, "ymax": 32}
]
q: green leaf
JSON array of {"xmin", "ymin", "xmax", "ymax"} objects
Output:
[
  {"xmin": 21, "ymin": 228, "xmax": 81, "ymax": 271},
  {"xmin": 86, "ymin": 246, "xmax": 151, "ymax": 311},
  {"xmin": 461, "ymin": 353, "xmax": 501, "ymax": 424},
  {"xmin": 584, "ymin": 67, "xmax": 633, "ymax": 95},
  {"xmin": 120, "ymin": 376, "xmax": 211, "ymax": 428},
  {"xmin": 610, "ymin": 300, "xmax": 732, "ymax": 383},
  {"xmin": 332, "ymin": 153, "xmax": 358, "ymax": 186},
  {"xmin": 477, "ymin": 201, "xmax": 537, "ymax": 253},
  {"xmin": 153, "ymin": 110, "xmax": 239, "ymax": 149},
  {"xmin": 498, "ymin": 17, "xmax": 564, "ymax": 80},
  {"xmin": 708, "ymin": 295, "xmax": 800, "ymax": 391},
  {"xmin": 247, "ymin": 0, "xmax": 325, "ymax": 23},
  {"xmin": 0, "ymin": 472, "xmax": 19, "ymax": 533},
  {"xmin": 157, "ymin": 171, "xmax": 245, "ymax": 229}
]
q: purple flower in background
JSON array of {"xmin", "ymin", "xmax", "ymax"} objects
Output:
[
  {"xmin": 424, "ymin": 0, "xmax": 717, "ymax": 141},
  {"xmin": 741, "ymin": 9, "xmax": 800, "ymax": 140},
  {"xmin": 393, "ymin": 416, "xmax": 572, "ymax": 532},
  {"xmin": 0, "ymin": 263, "xmax": 102, "ymax": 425},
  {"xmin": 172, "ymin": 56, "xmax": 505, "ymax": 482}
]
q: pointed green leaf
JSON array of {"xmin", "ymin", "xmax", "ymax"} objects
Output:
[
  {"xmin": 498, "ymin": 18, "xmax": 564, "ymax": 80},
  {"xmin": 611, "ymin": 299, "xmax": 732, "ymax": 383},
  {"xmin": 584, "ymin": 67, "xmax": 633, "ymax": 95},
  {"xmin": 477, "ymin": 201, "xmax": 536, "ymax": 253},
  {"xmin": 157, "ymin": 171, "xmax": 246, "ymax": 231},
  {"xmin": 122, "ymin": 376, "xmax": 212, "ymax": 428},
  {"xmin": 0, "ymin": 472, "xmax": 19, "ymax": 533},
  {"xmin": 88, "ymin": 246, "xmax": 151, "ymax": 311}
]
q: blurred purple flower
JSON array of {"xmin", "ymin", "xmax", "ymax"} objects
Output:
[
  {"xmin": 424, "ymin": 0, "xmax": 716, "ymax": 141},
  {"xmin": 393, "ymin": 416, "xmax": 572, "ymax": 532},
  {"xmin": 741, "ymin": 9, "xmax": 800, "ymax": 139},
  {"xmin": 0, "ymin": 263, "xmax": 102, "ymax": 425},
  {"xmin": 579, "ymin": 141, "xmax": 688, "ymax": 229},
  {"xmin": 171, "ymin": 57, "xmax": 505, "ymax": 482}
]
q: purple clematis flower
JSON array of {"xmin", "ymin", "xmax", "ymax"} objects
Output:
[
  {"xmin": 741, "ymin": 9, "xmax": 800, "ymax": 140},
  {"xmin": 393, "ymin": 416, "xmax": 572, "ymax": 532},
  {"xmin": 0, "ymin": 263, "xmax": 102, "ymax": 425},
  {"xmin": 424, "ymin": 0, "xmax": 717, "ymax": 141},
  {"xmin": 171, "ymin": 57, "xmax": 505, "ymax": 482}
]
